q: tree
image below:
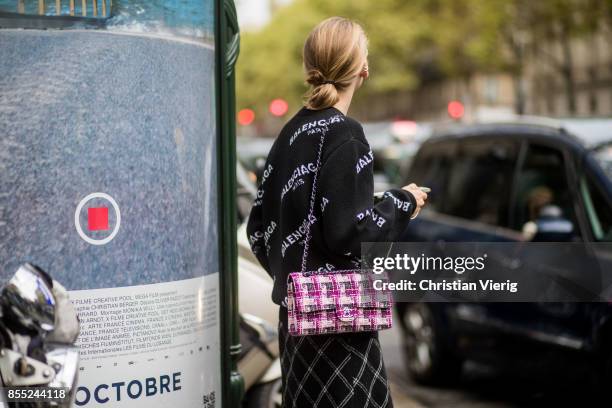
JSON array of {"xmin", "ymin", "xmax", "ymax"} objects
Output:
[
  {"xmin": 508, "ymin": 0, "xmax": 603, "ymax": 114},
  {"xmin": 236, "ymin": 0, "xmax": 606, "ymax": 123},
  {"xmin": 236, "ymin": 0, "xmax": 437, "ymax": 119}
]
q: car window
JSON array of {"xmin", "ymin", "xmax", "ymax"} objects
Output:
[
  {"xmin": 580, "ymin": 174, "xmax": 612, "ymax": 241},
  {"xmin": 442, "ymin": 139, "xmax": 518, "ymax": 227},
  {"xmin": 511, "ymin": 144, "xmax": 578, "ymax": 237},
  {"xmin": 405, "ymin": 141, "xmax": 456, "ymax": 212}
]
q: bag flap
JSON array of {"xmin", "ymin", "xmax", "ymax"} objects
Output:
[
  {"xmin": 287, "ymin": 271, "xmax": 392, "ymax": 314},
  {"xmin": 287, "ymin": 272, "xmax": 336, "ymax": 313}
]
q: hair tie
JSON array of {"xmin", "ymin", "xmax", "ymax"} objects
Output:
[{"xmin": 322, "ymin": 80, "xmax": 336, "ymax": 85}]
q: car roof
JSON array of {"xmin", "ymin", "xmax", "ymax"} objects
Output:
[{"xmin": 429, "ymin": 117, "xmax": 612, "ymax": 150}]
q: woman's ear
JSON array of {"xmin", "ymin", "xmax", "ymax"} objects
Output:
[{"xmin": 360, "ymin": 64, "xmax": 369, "ymax": 80}]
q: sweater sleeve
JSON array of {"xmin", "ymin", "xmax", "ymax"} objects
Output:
[
  {"xmin": 246, "ymin": 186, "xmax": 272, "ymax": 277},
  {"xmin": 318, "ymin": 137, "xmax": 416, "ymax": 257}
]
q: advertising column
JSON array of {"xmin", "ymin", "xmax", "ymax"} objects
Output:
[{"xmin": 0, "ymin": 1, "xmax": 222, "ymax": 406}]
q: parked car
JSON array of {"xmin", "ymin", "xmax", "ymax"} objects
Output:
[{"xmin": 395, "ymin": 118, "xmax": 612, "ymax": 387}]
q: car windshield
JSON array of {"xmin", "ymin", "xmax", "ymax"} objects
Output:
[{"xmin": 592, "ymin": 143, "xmax": 612, "ymax": 183}]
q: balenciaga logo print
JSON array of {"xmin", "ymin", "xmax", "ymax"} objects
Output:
[
  {"xmin": 263, "ymin": 220, "xmax": 277, "ymax": 255},
  {"xmin": 320, "ymin": 196, "xmax": 330, "ymax": 213},
  {"xmin": 280, "ymin": 162, "xmax": 317, "ymax": 201},
  {"xmin": 356, "ymin": 208, "xmax": 387, "ymax": 228},
  {"xmin": 356, "ymin": 149, "xmax": 374, "ymax": 174},
  {"xmin": 281, "ymin": 214, "xmax": 317, "ymax": 258},
  {"xmin": 254, "ymin": 163, "xmax": 274, "ymax": 207},
  {"xmin": 248, "ymin": 220, "xmax": 277, "ymax": 255},
  {"xmin": 260, "ymin": 163, "xmax": 274, "ymax": 185},
  {"xmin": 384, "ymin": 192, "xmax": 413, "ymax": 213},
  {"xmin": 289, "ymin": 114, "xmax": 344, "ymax": 146}
]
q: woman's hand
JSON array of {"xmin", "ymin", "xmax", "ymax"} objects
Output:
[{"xmin": 402, "ymin": 183, "xmax": 428, "ymax": 218}]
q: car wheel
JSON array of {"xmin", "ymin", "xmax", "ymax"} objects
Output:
[
  {"xmin": 401, "ymin": 303, "xmax": 462, "ymax": 385},
  {"xmin": 245, "ymin": 379, "xmax": 283, "ymax": 408}
]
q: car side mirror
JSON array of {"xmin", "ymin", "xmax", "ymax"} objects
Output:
[{"xmin": 532, "ymin": 205, "xmax": 575, "ymax": 242}]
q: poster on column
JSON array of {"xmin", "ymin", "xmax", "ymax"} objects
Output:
[
  {"xmin": 0, "ymin": 1, "xmax": 221, "ymax": 407},
  {"xmin": 69, "ymin": 277, "xmax": 219, "ymax": 407}
]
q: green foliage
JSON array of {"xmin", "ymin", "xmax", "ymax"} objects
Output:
[
  {"xmin": 236, "ymin": 0, "xmax": 605, "ymax": 117},
  {"xmin": 236, "ymin": 0, "xmax": 435, "ymax": 115}
]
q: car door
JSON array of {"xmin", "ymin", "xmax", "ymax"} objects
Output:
[
  {"xmin": 400, "ymin": 135, "xmax": 529, "ymax": 361},
  {"xmin": 576, "ymin": 156, "xmax": 612, "ymax": 347},
  {"xmin": 498, "ymin": 139, "xmax": 594, "ymax": 361},
  {"xmin": 398, "ymin": 138, "xmax": 456, "ymax": 241},
  {"xmin": 578, "ymin": 152, "xmax": 612, "ymax": 292},
  {"xmin": 402, "ymin": 135, "xmax": 522, "ymax": 243}
]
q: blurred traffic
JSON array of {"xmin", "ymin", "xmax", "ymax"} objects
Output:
[{"xmin": 236, "ymin": 115, "xmax": 612, "ymax": 407}]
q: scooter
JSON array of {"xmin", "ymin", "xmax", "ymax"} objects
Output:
[
  {"xmin": 238, "ymin": 313, "xmax": 282, "ymax": 408},
  {"xmin": 0, "ymin": 264, "xmax": 80, "ymax": 407}
]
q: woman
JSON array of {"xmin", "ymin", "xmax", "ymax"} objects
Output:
[{"xmin": 247, "ymin": 17, "xmax": 428, "ymax": 408}]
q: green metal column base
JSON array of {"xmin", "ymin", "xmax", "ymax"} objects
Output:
[
  {"xmin": 216, "ymin": 0, "xmax": 243, "ymax": 406},
  {"xmin": 229, "ymin": 343, "xmax": 244, "ymax": 405},
  {"xmin": 229, "ymin": 365, "xmax": 245, "ymax": 406}
]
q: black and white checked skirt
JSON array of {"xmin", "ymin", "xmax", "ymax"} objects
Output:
[{"xmin": 279, "ymin": 308, "xmax": 393, "ymax": 408}]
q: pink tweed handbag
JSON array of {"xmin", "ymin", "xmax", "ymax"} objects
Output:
[
  {"xmin": 286, "ymin": 126, "xmax": 393, "ymax": 336},
  {"xmin": 287, "ymin": 270, "xmax": 393, "ymax": 336}
]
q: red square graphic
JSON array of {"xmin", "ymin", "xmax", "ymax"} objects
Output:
[{"xmin": 88, "ymin": 207, "xmax": 109, "ymax": 231}]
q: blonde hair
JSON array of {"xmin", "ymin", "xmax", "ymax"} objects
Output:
[{"xmin": 303, "ymin": 17, "xmax": 368, "ymax": 110}]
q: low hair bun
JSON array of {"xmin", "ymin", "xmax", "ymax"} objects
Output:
[
  {"xmin": 306, "ymin": 69, "xmax": 326, "ymax": 86},
  {"xmin": 306, "ymin": 83, "xmax": 339, "ymax": 110}
]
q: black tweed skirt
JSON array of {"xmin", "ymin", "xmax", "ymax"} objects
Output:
[{"xmin": 278, "ymin": 308, "xmax": 393, "ymax": 408}]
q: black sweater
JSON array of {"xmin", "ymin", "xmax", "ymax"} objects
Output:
[{"xmin": 246, "ymin": 107, "xmax": 416, "ymax": 306}]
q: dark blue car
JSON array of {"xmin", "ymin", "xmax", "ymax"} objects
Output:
[{"xmin": 396, "ymin": 118, "xmax": 612, "ymax": 386}]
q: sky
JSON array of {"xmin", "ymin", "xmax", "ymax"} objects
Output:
[{"xmin": 236, "ymin": 0, "xmax": 292, "ymax": 31}]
